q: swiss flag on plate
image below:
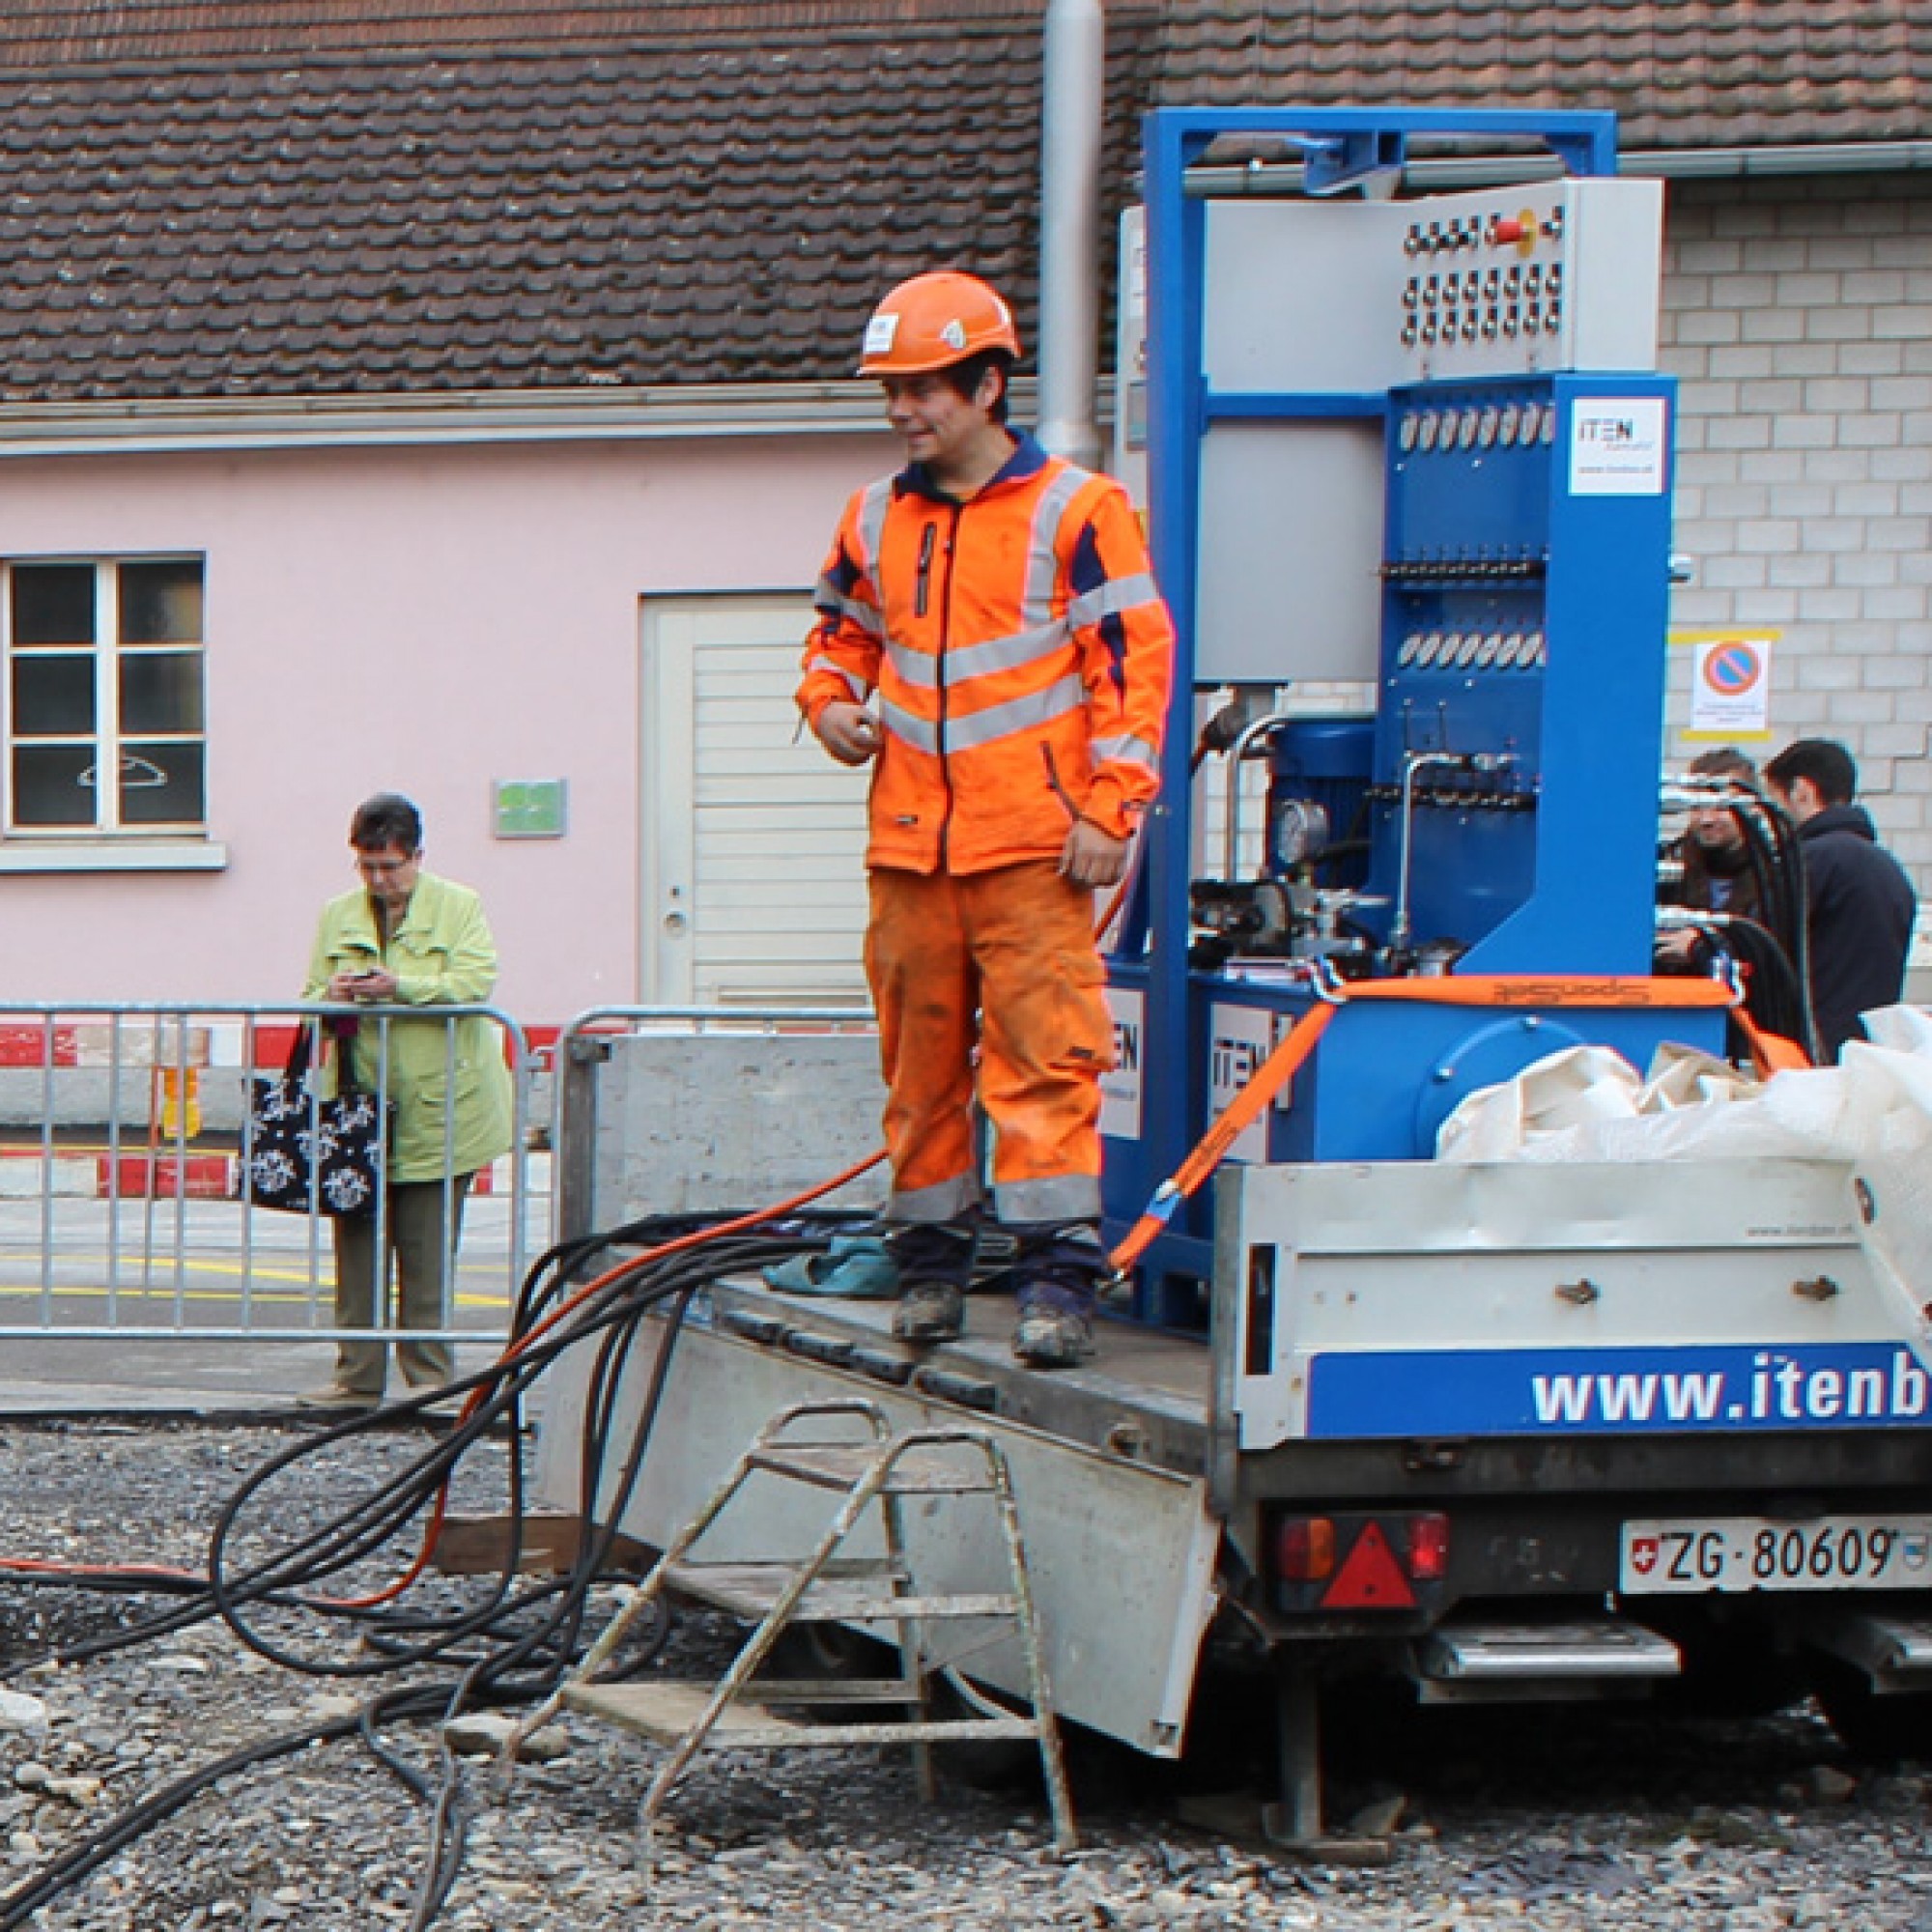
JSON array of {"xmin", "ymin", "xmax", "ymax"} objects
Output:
[{"xmin": 1629, "ymin": 1536, "xmax": 1660, "ymax": 1576}]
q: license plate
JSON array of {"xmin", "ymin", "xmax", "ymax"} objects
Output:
[{"xmin": 1620, "ymin": 1515, "xmax": 1932, "ymax": 1594}]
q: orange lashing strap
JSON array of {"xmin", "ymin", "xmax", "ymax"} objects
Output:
[
  {"xmin": 1107, "ymin": 973, "xmax": 1778, "ymax": 1278},
  {"xmin": 1342, "ymin": 974, "xmax": 1735, "ymax": 1010},
  {"xmin": 1108, "ymin": 999, "xmax": 1337, "ymax": 1275},
  {"xmin": 1727, "ymin": 1005, "xmax": 1813, "ymax": 1078}
]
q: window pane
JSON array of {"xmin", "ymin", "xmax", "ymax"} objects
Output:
[
  {"xmin": 12, "ymin": 654, "xmax": 96, "ymax": 734},
  {"xmin": 12, "ymin": 565, "xmax": 96, "ymax": 647},
  {"xmin": 119, "ymin": 561, "xmax": 203, "ymax": 645},
  {"xmin": 119, "ymin": 652, "xmax": 205, "ymax": 733},
  {"xmin": 119, "ymin": 742, "xmax": 205, "ymax": 825},
  {"xmin": 12, "ymin": 746, "xmax": 96, "ymax": 827}
]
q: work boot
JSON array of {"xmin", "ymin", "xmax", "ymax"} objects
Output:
[
  {"xmin": 888, "ymin": 1219, "xmax": 978, "ymax": 1345},
  {"xmin": 1009, "ymin": 1222, "xmax": 1105, "ymax": 1371}
]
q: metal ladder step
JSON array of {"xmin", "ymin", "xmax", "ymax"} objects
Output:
[
  {"xmin": 746, "ymin": 1443, "xmax": 998, "ymax": 1493},
  {"xmin": 563, "ymin": 1680, "xmax": 1039, "ymax": 1750},
  {"xmin": 511, "ymin": 1401, "xmax": 1076, "ymax": 1857},
  {"xmin": 667, "ymin": 1559, "xmax": 1019, "ymax": 1623},
  {"xmin": 1413, "ymin": 1618, "xmax": 1681, "ymax": 1697}
]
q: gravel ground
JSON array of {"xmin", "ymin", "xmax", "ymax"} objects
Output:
[{"xmin": 0, "ymin": 1420, "xmax": 1926, "ymax": 1930}]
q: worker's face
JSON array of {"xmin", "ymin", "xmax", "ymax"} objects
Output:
[
  {"xmin": 1768, "ymin": 776, "xmax": 1823, "ymax": 825},
  {"xmin": 1686, "ymin": 805, "xmax": 1746, "ymax": 856},
  {"xmin": 880, "ymin": 369, "xmax": 997, "ymax": 471},
  {"xmin": 355, "ymin": 842, "xmax": 421, "ymax": 915}
]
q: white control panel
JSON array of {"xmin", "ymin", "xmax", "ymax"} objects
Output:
[{"xmin": 1394, "ymin": 179, "xmax": 1662, "ymax": 380}]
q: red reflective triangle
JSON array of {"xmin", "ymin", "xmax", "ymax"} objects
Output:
[{"xmin": 1320, "ymin": 1521, "xmax": 1416, "ymax": 1610}]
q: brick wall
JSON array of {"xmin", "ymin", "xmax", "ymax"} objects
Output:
[{"xmin": 1660, "ymin": 172, "xmax": 1932, "ymax": 931}]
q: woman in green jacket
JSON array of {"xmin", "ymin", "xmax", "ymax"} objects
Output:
[{"xmin": 298, "ymin": 792, "xmax": 514, "ymax": 1407}]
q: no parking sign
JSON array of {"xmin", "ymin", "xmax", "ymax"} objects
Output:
[{"xmin": 1676, "ymin": 630, "xmax": 1775, "ymax": 742}]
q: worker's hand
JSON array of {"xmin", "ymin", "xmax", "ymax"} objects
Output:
[
  {"xmin": 1060, "ymin": 818, "xmax": 1130, "ymax": 889},
  {"xmin": 1654, "ymin": 928, "xmax": 1700, "ymax": 965},
  {"xmin": 812, "ymin": 701, "xmax": 882, "ymax": 767}
]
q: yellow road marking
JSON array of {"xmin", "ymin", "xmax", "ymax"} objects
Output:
[{"xmin": 0, "ymin": 1270, "xmax": 511, "ymax": 1311}]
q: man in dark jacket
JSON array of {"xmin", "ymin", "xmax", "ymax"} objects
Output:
[{"xmin": 1763, "ymin": 739, "xmax": 1918, "ymax": 1061}]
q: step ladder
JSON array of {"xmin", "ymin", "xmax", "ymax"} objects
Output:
[{"xmin": 502, "ymin": 1398, "xmax": 1076, "ymax": 1854}]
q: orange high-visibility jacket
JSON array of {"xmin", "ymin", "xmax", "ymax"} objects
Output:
[{"xmin": 798, "ymin": 436, "xmax": 1176, "ymax": 875}]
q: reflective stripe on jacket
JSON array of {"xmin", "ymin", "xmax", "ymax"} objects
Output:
[
  {"xmin": 797, "ymin": 434, "xmax": 1174, "ymax": 874},
  {"xmin": 302, "ymin": 871, "xmax": 516, "ymax": 1182}
]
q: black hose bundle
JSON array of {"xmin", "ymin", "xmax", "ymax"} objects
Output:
[
  {"xmin": 1661, "ymin": 784, "xmax": 1818, "ymax": 1063},
  {"xmin": 0, "ymin": 1204, "xmax": 868, "ymax": 1930}
]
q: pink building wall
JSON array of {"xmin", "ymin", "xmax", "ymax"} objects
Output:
[{"xmin": 0, "ymin": 428, "xmax": 896, "ymax": 1022}]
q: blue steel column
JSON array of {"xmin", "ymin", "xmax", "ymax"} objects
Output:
[{"xmin": 1135, "ymin": 111, "xmax": 1210, "ymax": 1234}]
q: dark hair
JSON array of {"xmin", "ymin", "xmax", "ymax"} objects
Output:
[
  {"xmin": 936, "ymin": 348, "xmax": 1015, "ymax": 424},
  {"xmin": 1762, "ymin": 738, "xmax": 1857, "ymax": 807},
  {"xmin": 350, "ymin": 791, "xmax": 423, "ymax": 854},
  {"xmin": 1687, "ymin": 746, "xmax": 1757, "ymax": 786}
]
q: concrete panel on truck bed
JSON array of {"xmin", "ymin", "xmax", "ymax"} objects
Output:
[{"xmin": 574, "ymin": 1031, "xmax": 887, "ymax": 1227}]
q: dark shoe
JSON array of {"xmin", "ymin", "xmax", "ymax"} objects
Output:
[
  {"xmin": 893, "ymin": 1281, "xmax": 966, "ymax": 1344},
  {"xmin": 1011, "ymin": 1303, "xmax": 1094, "ymax": 1370},
  {"xmin": 886, "ymin": 1219, "xmax": 978, "ymax": 1345},
  {"xmin": 1009, "ymin": 1220, "xmax": 1103, "ymax": 1371},
  {"xmin": 296, "ymin": 1382, "xmax": 382, "ymax": 1410}
]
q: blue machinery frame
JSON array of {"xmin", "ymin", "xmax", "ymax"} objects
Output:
[{"xmin": 1102, "ymin": 108, "xmax": 1723, "ymax": 1317}]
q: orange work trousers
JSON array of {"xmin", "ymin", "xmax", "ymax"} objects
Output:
[{"xmin": 865, "ymin": 860, "xmax": 1114, "ymax": 1227}]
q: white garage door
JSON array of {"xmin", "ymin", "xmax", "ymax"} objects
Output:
[{"xmin": 640, "ymin": 593, "xmax": 872, "ymax": 1007}]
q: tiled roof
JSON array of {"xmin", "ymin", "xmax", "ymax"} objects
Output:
[
  {"xmin": 0, "ymin": 3, "xmax": 1922, "ymax": 405},
  {"xmin": 1153, "ymin": 2, "xmax": 1932, "ymax": 154},
  {"xmin": 0, "ymin": 14, "xmax": 1149, "ymax": 400}
]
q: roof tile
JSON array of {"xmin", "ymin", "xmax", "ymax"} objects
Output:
[{"xmin": 0, "ymin": 4, "xmax": 1917, "ymax": 403}]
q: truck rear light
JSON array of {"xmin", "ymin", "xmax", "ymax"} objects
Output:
[
  {"xmin": 1276, "ymin": 1516, "xmax": 1336, "ymax": 1581},
  {"xmin": 1406, "ymin": 1512, "xmax": 1450, "ymax": 1580}
]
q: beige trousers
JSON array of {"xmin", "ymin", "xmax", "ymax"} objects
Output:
[{"xmin": 328, "ymin": 1174, "xmax": 474, "ymax": 1394}]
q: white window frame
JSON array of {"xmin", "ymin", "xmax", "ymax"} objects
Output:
[{"xmin": 2, "ymin": 554, "xmax": 210, "ymax": 841}]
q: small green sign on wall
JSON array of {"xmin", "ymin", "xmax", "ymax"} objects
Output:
[{"xmin": 493, "ymin": 779, "xmax": 568, "ymax": 839}]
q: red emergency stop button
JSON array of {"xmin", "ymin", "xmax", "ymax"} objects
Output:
[{"xmin": 1491, "ymin": 216, "xmax": 1525, "ymax": 245}]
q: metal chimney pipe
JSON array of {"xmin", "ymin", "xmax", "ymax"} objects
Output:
[{"xmin": 1036, "ymin": 0, "xmax": 1105, "ymax": 468}]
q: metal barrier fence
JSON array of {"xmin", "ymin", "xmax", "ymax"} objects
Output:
[{"xmin": 0, "ymin": 1002, "xmax": 536, "ymax": 1347}]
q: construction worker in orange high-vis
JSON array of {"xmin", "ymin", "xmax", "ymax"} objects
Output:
[{"xmin": 797, "ymin": 270, "xmax": 1176, "ymax": 1369}]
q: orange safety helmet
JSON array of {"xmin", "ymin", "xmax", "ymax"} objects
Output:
[{"xmin": 857, "ymin": 270, "xmax": 1021, "ymax": 376}]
